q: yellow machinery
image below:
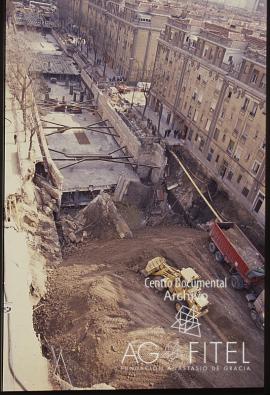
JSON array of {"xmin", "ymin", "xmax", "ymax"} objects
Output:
[{"xmin": 144, "ymin": 257, "xmax": 209, "ymax": 317}]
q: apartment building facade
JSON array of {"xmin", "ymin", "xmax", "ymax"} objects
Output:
[
  {"xmin": 149, "ymin": 18, "xmax": 266, "ymax": 226},
  {"xmin": 69, "ymin": 0, "xmax": 169, "ymax": 82}
]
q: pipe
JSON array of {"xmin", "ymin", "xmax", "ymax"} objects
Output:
[
  {"xmin": 53, "ymin": 156, "xmax": 134, "ymax": 161},
  {"xmin": 4, "ymin": 290, "xmax": 28, "ymax": 391},
  {"xmin": 169, "ymin": 150, "xmax": 223, "ymax": 222},
  {"xmin": 58, "ymin": 157, "xmax": 157, "ymax": 170},
  {"xmin": 108, "ymin": 145, "xmax": 127, "ymax": 155},
  {"xmin": 45, "ymin": 126, "xmax": 119, "ymax": 137}
]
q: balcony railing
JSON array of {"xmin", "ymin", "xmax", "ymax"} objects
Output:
[
  {"xmin": 200, "ymin": 30, "xmax": 233, "ymax": 47},
  {"xmin": 243, "ymin": 49, "xmax": 266, "ymax": 66},
  {"xmin": 168, "ymin": 18, "xmax": 191, "ymax": 31},
  {"xmin": 221, "ymin": 63, "xmax": 241, "ymax": 78}
]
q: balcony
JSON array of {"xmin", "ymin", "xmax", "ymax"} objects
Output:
[
  {"xmin": 232, "ymin": 129, "xmax": 239, "ymax": 138},
  {"xmin": 200, "ymin": 30, "xmax": 233, "ymax": 47},
  {"xmin": 221, "ymin": 63, "xmax": 241, "ymax": 78},
  {"xmin": 243, "ymin": 49, "xmax": 266, "ymax": 66},
  {"xmin": 168, "ymin": 18, "xmax": 191, "ymax": 31},
  {"xmin": 182, "ymin": 44, "xmax": 196, "ymax": 54}
]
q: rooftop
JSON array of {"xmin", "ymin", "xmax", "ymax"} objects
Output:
[{"xmin": 30, "ymin": 53, "xmax": 80, "ymax": 76}]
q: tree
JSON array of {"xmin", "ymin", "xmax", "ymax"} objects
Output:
[
  {"xmin": 6, "ymin": 28, "xmax": 44, "ymax": 152},
  {"xmin": 6, "ymin": 0, "xmax": 14, "ymax": 25},
  {"xmin": 88, "ymin": 26, "xmax": 99, "ymax": 63},
  {"xmin": 57, "ymin": 0, "xmax": 72, "ymax": 29}
]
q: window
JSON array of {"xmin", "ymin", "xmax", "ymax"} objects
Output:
[
  {"xmin": 192, "ymin": 91, "xmax": 197, "ymax": 100},
  {"xmin": 227, "ymin": 139, "xmax": 235, "ymax": 154},
  {"xmin": 222, "ymin": 134, "xmax": 226, "ymax": 143},
  {"xmin": 210, "ymin": 99, "xmax": 217, "ymax": 111},
  {"xmin": 259, "ymin": 74, "xmax": 266, "ymax": 89},
  {"xmin": 199, "ymin": 137, "xmax": 205, "ymax": 152},
  {"xmin": 195, "ymin": 133, "xmax": 199, "ymax": 142},
  {"xmin": 213, "ymin": 128, "xmax": 220, "ymax": 141},
  {"xmin": 193, "ymin": 109, "xmax": 198, "ymax": 122},
  {"xmin": 197, "ymin": 92, "xmax": 203, "ymax": 103},
  {"xmin": 187, "ymin": 106, "xmax": 192, "ymax": 118},
  {"xmin": 207, "ymin": 147, "xmax": 214, "ymax": 161},
  {"xmin": 250, "ymin": 69, "xmax": 259, "ymax": 83},
  {"xmin": 262, "ymin": 140, "xmax": 266, "ymax": 150},
  {"xmin": 234, "ymin": 146, "xmax": 243, "ymax": 161},
  {"xmin": 250, "ymin": 102, "xmax": 258, "ymax": 117},
  {"xmin": 241, "ymin": 97, "xmax": 250, "ymax": 111},
  {"xmin": 252, "ymin": 161, "xmax": 261, "ymax": 175},
  {"xmin": 205, "ymin": 119, "xmax": 211, "ymax": 131},
  {"xmin": 227, "ymin": 170, "xmax": 233, "ymax": 181},
  {"xmin": 216, "ymin": 79, "xmax": 223, "ymax": 90},
  {"xmin": 234, "ymin": 119, "xmax": 242, "ymax": 133},
  {"xmin": 220, "ymin": 110, "xmax": 225, "ymax": 119},
  {"xmin": 215, "ymin": 154, "xmax": 220, "ymax": 163},
  {"xmin": 253, "ymin": 193, "xmax": 264, "ymax": 213},
  {"xmin": 237, "ymin": 174, "xmax": 242, "ymax": 183},
  {"xmin": 219, "ymin": 160, "xmax": 228, "ymax": 178},
  {"xmin": 243, "ymin": 124, "xmax": 250, "ymax": 138},
  {"xmin": 228, "ymin": 55, "xmax": 233, "ymax": 63},
  {"xmin": 242, "ymin": 187, "xmax": 250, "ymax": 198},
  {"xmin": 197, "ymin": 74, "xmax": 201, "ymax": 81},
  {"xmin": 227, "ymin": 91, "xmax": 232, "ymax": 98},
  {"xmin": 187, "ymin": 129, "xmax": 193, "ymax": 141}
]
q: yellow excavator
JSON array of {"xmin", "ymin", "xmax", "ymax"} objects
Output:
[{"xmin": 143, "ymin": 257, "xmax": 209, "ymax": 317}]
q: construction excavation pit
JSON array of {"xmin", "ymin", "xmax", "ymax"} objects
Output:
[
  {"xmin": 5, "ymin": 15, "xmax": 264, "ymax": 391},
  {"xmin": 33, "ymin": 226, "xmax": 264, "ymax": 389}
]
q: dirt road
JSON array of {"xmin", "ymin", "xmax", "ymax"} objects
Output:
[{"xmin": 34, "ymin": 226, "xmax": 264, "ymax": 389}]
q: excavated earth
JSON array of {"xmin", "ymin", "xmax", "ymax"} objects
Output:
[{"xmin": 33, "ymin": 225, "xmax": 264, "ymax": 389}]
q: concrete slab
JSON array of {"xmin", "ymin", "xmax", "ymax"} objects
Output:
[
  {"xmin": 16, "ymin": 29, "xmax": 139, "ymax": 193},
  {"xmin": 42, "ymin": 83, "xmax": 138, "ymax": 192}
]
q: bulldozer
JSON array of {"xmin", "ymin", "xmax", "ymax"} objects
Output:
[{"xmin": 143, "ymin": 257, "xmax": 209, "ymax": 317}]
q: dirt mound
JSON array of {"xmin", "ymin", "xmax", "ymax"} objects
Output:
[{"xmin": 34, "ymin": 226, "xmax": 264, "ymax": 389}]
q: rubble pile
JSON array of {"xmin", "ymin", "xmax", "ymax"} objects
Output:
[{"xmin": 59, "ymin": 192, "xmax": 133, "ymax": 249}]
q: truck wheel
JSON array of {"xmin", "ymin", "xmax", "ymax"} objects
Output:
[
  {"xmin": 230, "ymin": 274, "xmax": 244, "ymax": 290},
  {"xmin": 209, "ymin": 242, "xmax": 216, "ymax": 254},
  {"xmin": 215, "ymin": 250, "xmax": 224, "ymax": 263},
  {"xmin": 175, "ymin": 301, "xmax": 189, "ymax": 313},
  {"xmin": 250, "ymin": 309, "xmax": 264, "ymax": 330}
]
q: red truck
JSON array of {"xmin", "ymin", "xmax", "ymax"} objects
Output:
[{"xmin": 208, "ymin": 221, "xmax": 264, "ymax": 290}]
